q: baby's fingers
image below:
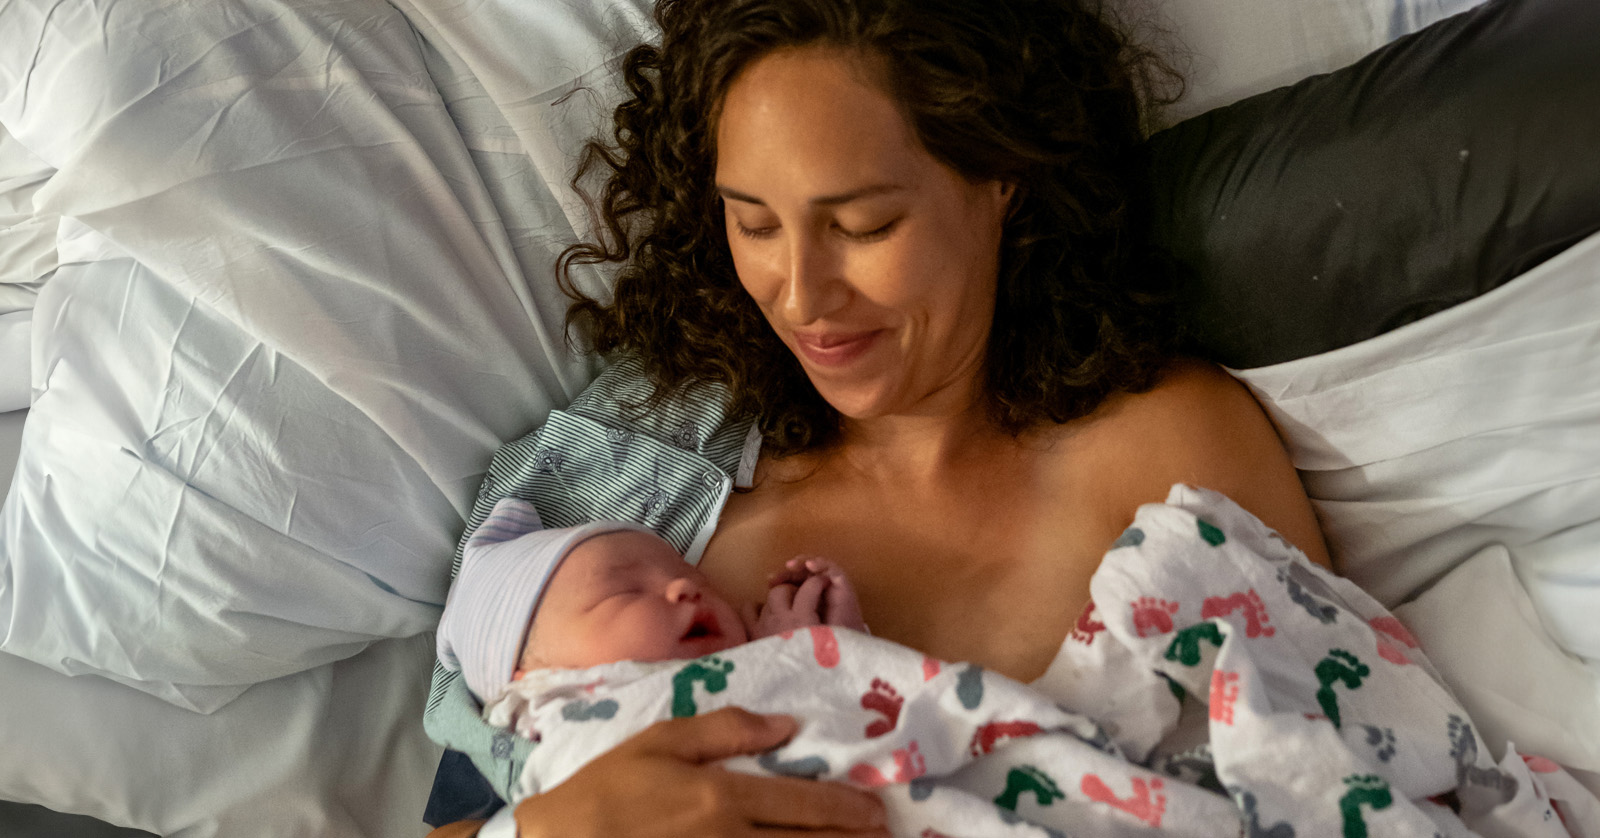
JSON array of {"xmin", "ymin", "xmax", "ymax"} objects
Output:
[
  {"xmin": 823, "ymin": 571, "xmax": 868, "ymax": 631},
  {"xmin": 790, "ymin": 573, "xmax": 830, "ymax": 619},
  {"xmin": 767, "ymin": 559, "xmax": 810, "ymax": 587},
  {"xmin": 798, "ymin": 555, "xmax": 840, "ymax": 576},
  {"xmin": 765, "ymin": 581, "xmax": 798, "ymax": 613}
]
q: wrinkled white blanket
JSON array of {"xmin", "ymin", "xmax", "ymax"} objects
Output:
[{"xmin": 485, "ymin": 485, "xmax": 1600, "ymax": 837}]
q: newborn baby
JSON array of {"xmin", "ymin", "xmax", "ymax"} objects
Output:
[
  {"xmin": 432, "ymin": 496, "xmax": 1109, "ymax": 838},
  {"xmin": 435, "ymin": 495, "xmax": 867, "ymax": 707}
]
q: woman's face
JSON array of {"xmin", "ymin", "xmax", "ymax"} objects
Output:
[{"xmin": 714, "ymin": 46, "xmax": 1014, "ymax": 421}]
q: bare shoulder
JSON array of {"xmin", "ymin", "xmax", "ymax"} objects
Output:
[{"xmin": 1083, "ymin": 359, "xmax": 1334, "ymax": 569}]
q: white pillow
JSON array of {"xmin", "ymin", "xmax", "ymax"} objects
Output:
[
  {"xmin": 0, "ymin": 312, "xmax": 27, "ymax": 413},
  {"xmin": 0, "ymin": 0, "xmax": 611, "ymax": 709},
  {"xmin": 1235, "ymin": 229, "xmax": 1600, "ymax": 653},
  {"xmin": 1121, "ymin": 0, "xmax": 1488, "ymax": 126},
  {"xmin": 0, "ymin": 408, "xmax": 22, "ymax": 503},
  {"xmin": 0, "ymin": 634, "xmax": 442, "ymax": 837}
]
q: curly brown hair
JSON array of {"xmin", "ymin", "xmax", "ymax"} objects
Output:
[{"xmin": 561, "ymin": 0, "xmax": 1184, "ymax": 455}]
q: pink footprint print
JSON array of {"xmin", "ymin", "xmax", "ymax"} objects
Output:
[
  {"xmin": 968, "ymin": 720, "xmax": 1045, "ymax": 757},
  {"xmin": 1070, "ymin": 601, "xmax": 1107, "ymax": 645},
  {"xmin": 1131, "ymin": 597, "xmax": 1180, "ymax": 637},
  {"xmin": 1081, "ymin": 774, "xmax": 1167, "ymax": 827},
  {"xmin": 1522, "ymin": 754, "xmax": 1562, "ymax": 774},
  {"xmin": 848, "ymin": 741, "xmax": 926, "ymax": 788},
  {"xmin": 1209, "ymin": 670, "xmax": 1240, "ymax": 725},
  {"xmin": 861, "ymin": 678, "xmax": 904, "ymax": 738},
  {"xmin": 1201, "ymin": 589, "xmax": 1276, "ymax": 638},
  {"xmin": 809, "ymin": 625, "xmax": 840, "ymax": 668},
  {"xmin": 1369, "ymin": 616, "xmax": 1419, "ymax": 666}
]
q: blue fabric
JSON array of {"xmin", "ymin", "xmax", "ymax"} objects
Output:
[{"xmin": 423, "ymin": 750, "xmax": 504, "ymax": 827}]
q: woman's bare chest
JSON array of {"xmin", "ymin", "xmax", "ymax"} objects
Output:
[{"xmin": 698, "ymin": 465, "xmax": 1123, "ymax": 681}]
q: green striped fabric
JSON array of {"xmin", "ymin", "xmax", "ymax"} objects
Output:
[{"xmin": 423, "ymin": 355, "xmax": 755, "ymax": 800}]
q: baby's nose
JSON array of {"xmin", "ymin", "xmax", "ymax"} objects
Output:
[{"xmin": 665, "ymin": 577, "xmax": 702, "ymax": 603}]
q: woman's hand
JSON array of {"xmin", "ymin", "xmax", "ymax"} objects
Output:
[{"xmin": 513, "ymin": 707, "xmax": 889, "ymax": 838}]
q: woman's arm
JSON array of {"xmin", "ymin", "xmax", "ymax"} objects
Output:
[
  {"xmin": 427, "ymin": 821, "xmax": 487, "ymax": 838},
  {"xmin": 1111, "ymin": 360, "xmax": 1334, "ymax": 570}
]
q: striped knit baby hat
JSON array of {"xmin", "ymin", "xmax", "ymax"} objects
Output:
[{"xmin": 436, "ymin": 496, "xmax": 653, "ymax": 703}]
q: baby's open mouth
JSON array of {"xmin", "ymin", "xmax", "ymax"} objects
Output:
[{"xmin": 682, "ymin": 608, "xmax": 719, "ymax": 641}]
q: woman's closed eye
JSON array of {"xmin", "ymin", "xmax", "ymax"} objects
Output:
[
  {"xmin": 837, "ymin": 219, "xmax": 898, "ymax": 242},
  {"xmin": 732, "ymin": 218, "xmax": 899, "ymax": 242},
  {"xmin": 733, "ymin": 220, "xmax": 778, "ymax": 240}
]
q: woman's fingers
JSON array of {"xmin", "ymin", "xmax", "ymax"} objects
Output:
[
  {"xmin": 724, "ymin": 771, "xmax": 888, "ymax": 834},
  {"xmin": 628, "ymin": 710, "xmax": 888, "ymax": 834},
  {"xmin": 631, "ymin": 707, "xmax": 799, "ymax": 764}
]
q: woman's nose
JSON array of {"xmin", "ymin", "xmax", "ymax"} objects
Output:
[
  {"xmin": 780, "ymin": 235, "xmax": 848, "ymax": 324},
  {"xmin": 664, "ymin": 577, "xmax": 701, "ymax": 604}
]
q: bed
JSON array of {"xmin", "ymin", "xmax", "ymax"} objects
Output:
[{"xmin": 1, "ymin": 0, "xmax": 1596, "ymax": 835}]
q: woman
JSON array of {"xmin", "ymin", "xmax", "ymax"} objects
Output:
[{"xmin": 429, "ymin": 0, "xmax": 1329, "ymax": 834}]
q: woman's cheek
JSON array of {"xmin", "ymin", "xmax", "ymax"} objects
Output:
[{"xmin": 730, "ymin": 243, "xmax": 784, "ymax": 312}]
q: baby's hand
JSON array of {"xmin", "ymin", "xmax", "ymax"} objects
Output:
[{"xmin": 747, "ymin": 556, "xmax": 868, "ymax": 638}]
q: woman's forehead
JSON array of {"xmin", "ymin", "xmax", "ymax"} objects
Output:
[{"xmin": 714, "ymin": 46, "xmax": 924, "ymax": 195}]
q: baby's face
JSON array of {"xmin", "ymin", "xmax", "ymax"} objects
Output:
[{"xmin": 521, "ymin": 529, "xmax": 749, "ymax": 671}]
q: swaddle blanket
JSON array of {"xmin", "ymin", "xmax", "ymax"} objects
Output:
[{"xmin": 486, "ymin": 485, "xmax": 1600, "ymax": 837}]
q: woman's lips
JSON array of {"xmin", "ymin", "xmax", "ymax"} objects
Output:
[{"xmin": 793, "ymin": 329, "xmax": 882, "ymax": 368}]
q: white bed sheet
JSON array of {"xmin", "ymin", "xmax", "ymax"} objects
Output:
[
  {"xmin": 1393, "ymin": 544, "xmax": 1600, "ymax": 796},
  {"xmin": 0, "ymin": 313, "xmax": 27, "ymax": 412},
  {"xmin": 0, "ymin": 408, "xmax": 22, "ymax": 506}
]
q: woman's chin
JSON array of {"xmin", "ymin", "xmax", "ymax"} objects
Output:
[{"xmin": 808, "ymin": 380, "xmax": 898, "ymax": 422}]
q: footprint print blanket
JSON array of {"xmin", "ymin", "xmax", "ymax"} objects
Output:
[{"xmin": 484, "ymin": 485, "xmax": 1600, "ymax": 837}]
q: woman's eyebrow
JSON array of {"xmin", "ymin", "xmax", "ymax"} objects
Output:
[{"xmin": 716, "ymin": 183, "xmax": 906, "ymax": 207}]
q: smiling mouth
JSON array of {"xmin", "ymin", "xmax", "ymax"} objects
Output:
[{"xmin": 793, "ymin": 330, "xmax": 881, "ymax": 368}]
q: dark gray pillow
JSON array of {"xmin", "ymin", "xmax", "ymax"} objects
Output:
[{"xmin": 1148, "ymin": 0, "xmax": 1600, "ymax": 369}]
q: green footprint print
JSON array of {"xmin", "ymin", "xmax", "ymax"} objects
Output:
[
  {"xmin": 994, "ymin": 765, "xmax": 1065, "ymax": 811},
  {"xmin": 1338, "ymin": 774, "xmax": 1392, "ymax": 838},
  {"xmin": 1165, "ymin": 622, "xmax": 1225, "ymax": 666},
  {"xmin": 671, "ymin": 656, "xmax": 736, "ymax": 718},
  {"xmin": 1313, "ymin": 650, "xmax": 1369, "ymax": 729}
]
